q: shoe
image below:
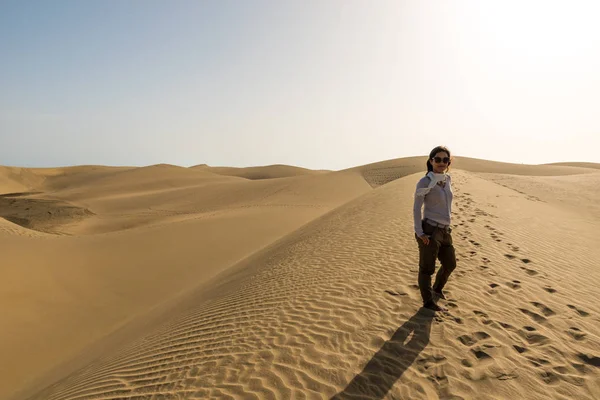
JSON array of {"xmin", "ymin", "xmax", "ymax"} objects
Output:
[
  {"xmin": 432, "ymin": 289, "xmax": 446, "ymax": 300},
  {"xmin": 423, "ymin": 301, "xmax": 448, "ymax": 312}
]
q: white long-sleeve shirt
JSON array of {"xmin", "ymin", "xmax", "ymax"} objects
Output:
[{"xmin": 413, "ymin": 173, "xmax": 453, "ymax": 237}]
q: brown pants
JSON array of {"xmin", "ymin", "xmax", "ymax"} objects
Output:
[{"xmin": 415, "ymin": 220, "xmax": 456, "ymax": 304}]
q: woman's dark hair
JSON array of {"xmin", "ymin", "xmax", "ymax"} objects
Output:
[{"xmin": 426, "ymin": 145, "xmax": 452, "ymax": 174}]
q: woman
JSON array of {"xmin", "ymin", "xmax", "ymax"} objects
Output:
[{"xmin": 413, "ymin": 146, "xmax": 456, "ymax": 312}]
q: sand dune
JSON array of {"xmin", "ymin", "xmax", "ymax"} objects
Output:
[
  {"xmin": 544, "ymin": 162, "xmax": 600, "ymax": 170},
  {"xmin": 2, "ymin": 157, "xmax": 599, "ymax": 400},
  {"xmin": 347, "ymin": 156, "xmax": 596, "ymax": 188},
  {"xmin": 191, "ymin": 163, "xmax": 328, "ymax": 180},
  {"xmin": 1, "ymin": 164, "xmax": 368, "ymax": 235},
  {"xmin": 0, "ymin": 166, "xmax": 48, "ymax": 194},
  {"xmin": 1, "ymin": 164, "xmax": 371, "ymax": 399}
]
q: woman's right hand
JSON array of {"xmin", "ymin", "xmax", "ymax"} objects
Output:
[{"xmin": 419, "ymin": 235, "xmax": 430, "ymax": 245}]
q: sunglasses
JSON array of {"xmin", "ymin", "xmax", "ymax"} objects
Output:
[{"xmin": 432, "ymin": 157, "xmax": 450, "ymax": 164}]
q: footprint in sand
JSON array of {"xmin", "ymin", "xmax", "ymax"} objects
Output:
[
  {"xmin": 577, "ymin": 353, "xmax": 600, "ymax": 367},
  {"xmin": 519, "ymin": 308, "xmax": 547, "ymax": 323},
  {"xmin": 519, "ymin": 328, "xmax": 551, "ymax": 345},
  {"xmin": 457, "ymin": 331, "xmax": 491, "ymax": 346},
  {"xmin": 567, "ymin": 327, "xmax": 587, "ymax": 341},
  {"xmin": 520, "ymin": 266, "xmax": 539, "ymax": 276},
  {"xmin": 447, "ymin": 315, "xmax": 464, "ymax": 324},
  {"xmin": 499, "ymin": 321, "xmax": 514, "ymax": 329},
  {"xmin": 415, "ymin": 354, "xmax": 448, "ymax": 379},
  {"xmin": 478, "ymin": 266, "xmax": 496, "ymax": 277},
  {"xmin": 567, "ymin": 304, "xmax": 590, "ymax": 317},
  {"xmin": 472, "ymin": 310, "xmax": 493, "ymax": 325},
  {"xmin": 506, "ymin": 280, "xmax": 521, "ymax": 289},
  {"xmin": 543, "ymin": 286, "xmax": 557, "ymax": 294},
  {"xmin": 538, "ymin": 370, "xmax": 562, "ymax": 385},
  {"xmin": 471, "ymin": 347, "xmax": 493, "ymax": 361},
  {"xmin": 489, "ymin": 283, "xmax": 500, "ymax": 288},
  {"xmin": 504, "ymin": 254, "xmax": 516, "ymax": 260},
  {"xmin": 416, "ymin": 353, "xmax": 447, "ymax": 368},
  {"xmin": 512, "ymin": 344, "xmax": 527, "ymax": 353}
]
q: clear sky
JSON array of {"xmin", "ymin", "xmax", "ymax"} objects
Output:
[{"xmin": 1, "ymin": 1, "xmax": 599, "ymax": 170}]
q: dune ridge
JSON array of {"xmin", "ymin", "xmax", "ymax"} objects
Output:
[{"xmin": 190, "ymin": 163, "xmax": 327, "ymax": 180}]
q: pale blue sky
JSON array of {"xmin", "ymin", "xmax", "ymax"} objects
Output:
[{"xmin": 1, "ymin": 1, "xmax": 599, "ymax": 169}]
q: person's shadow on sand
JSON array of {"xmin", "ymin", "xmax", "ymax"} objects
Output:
[{"xmin": 331, "ymin": 308, "xmax": 435, "ymax": 400}]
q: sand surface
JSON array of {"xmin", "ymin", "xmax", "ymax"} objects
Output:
[{"xmin": 1, "ymin": 157, "xmax": 599, "ymax": 400}]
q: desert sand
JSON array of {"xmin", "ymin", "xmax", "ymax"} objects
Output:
[{"xmin": 1, "ymin": 156, "xmax": 599, "ymax": 400}]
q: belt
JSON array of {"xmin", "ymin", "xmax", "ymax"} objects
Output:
[{"xmin": 424, "ymin": 218, "xmax": 451, "ymax": 230}]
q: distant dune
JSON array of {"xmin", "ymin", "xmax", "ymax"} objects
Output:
[
  {"xmin": 347, "ymin": 156, "xmax": 596, "ymax": 188},
  {"xmin": 2, "ymin": 156, "xmax": 599, "ymax": 400},
  {"xmin": 190, "ymin": 163, "xmax": 329, "ymax": 180},
  {"xmin": 543, "ymin": 161, "xmax": 600, "ymax": 169}
]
